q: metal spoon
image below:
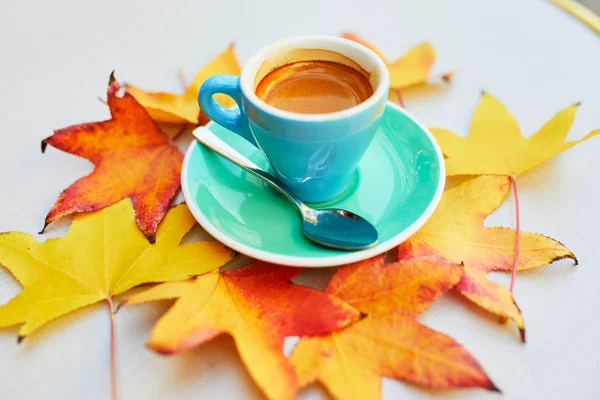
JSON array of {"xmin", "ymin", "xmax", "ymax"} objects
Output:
[{"xmin": 193, "ymin": 127, "xmax": 379, "ymax": 251}]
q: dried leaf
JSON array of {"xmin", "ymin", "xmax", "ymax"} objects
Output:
[
  {"xmin": 42, "ymin": 74, "xmax": 183, "ymax": 242},
  {"xmin": 430, "ymin": 92, "xmax": 600, "ymax": 177},
  {"xmin": 126, "ymin": 45, "xmax": 241, "ymax": 124},
  {"xmin": 398, "ymin": 175, "xmax": 577, "ymax": 338},
  {"xmin": 0, "ymin": 199, "xmax": 232, "ymax": 338},
  {"xmin": 291, "ymin": 256, "xmax": 497, "ymax": 400},
  {"xmin": 429, "ymin": 92, "xmax": 597, "ymax": 295},
  {"xmin": 124, "ymin": 262, "xmax": 361, "ymax": 400},
  {"xmin": 342, "ymin": 31, "xmax": 453, "ymax": 104}
]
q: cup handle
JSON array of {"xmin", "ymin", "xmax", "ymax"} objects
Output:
[{"xmin": 198, "ymin": 74, "xmax": 257, "ymax": 147}]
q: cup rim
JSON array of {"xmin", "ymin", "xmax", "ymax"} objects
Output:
[{"xmin": 239, "ymin": 35, "xmax": 390, "ymax": 122}]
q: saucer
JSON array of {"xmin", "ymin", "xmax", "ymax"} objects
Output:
[{"xmin": 181, "ymin": 101, "xmax": 444, "ymax": 267}]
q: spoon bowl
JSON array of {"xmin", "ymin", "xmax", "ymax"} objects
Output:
[
  {"xmin": 301, "ymin": 207, "xmax": 378, "ymax": 250},
  {"xmin": 193, "ymin": 127, "xmax": 379, "ymax": 251}
]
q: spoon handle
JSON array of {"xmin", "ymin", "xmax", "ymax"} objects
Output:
[{"xmin": 192, "ymin": 127, "xmax": 304, "ymax": 210}]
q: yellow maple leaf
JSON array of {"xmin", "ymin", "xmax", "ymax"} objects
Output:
[
  {"xmin": 429, "ymin": 92, "xmax": 598, "ymax": 294},
  {"xmin": 0, "ymin": 199, "xmax": 232, "ymax": 338},
  {"xmin": 431, "ymin": 92, "xmax": 600, "ymax": 177},
  {"xmin": 342, "ymin": 32, "xmax": 453, "ymax": 104},
  {"xmin": 125, "ymin": 44, "xmax": 241, "ymax": 124}
]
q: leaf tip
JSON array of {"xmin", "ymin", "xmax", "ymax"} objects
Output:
[
  {"xmin": 107, "ymin": 70, "xmax": 122, "ymax": 98},
  {"xmin": 512, "ymin": 300, "xmax": 526, "ymax": 343},
  {"xmin": 38, "ymin": 220, "xmax": 49, "ymax": 235},
  {"xmin": 549, "ymin": 252, "xmax": 577, "ymax": 266},
  {"xmin": 489, "ymin": 381, "xmax": 502, "ymax": 393},
  {"xmin": 565, "ymin": 249, "xmax": 579, "ymax": 265},
  {"xmin": 143, "ymin": 230, "xmax": 157, "ymax": 244}
]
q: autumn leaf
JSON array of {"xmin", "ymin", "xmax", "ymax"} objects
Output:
[
  {"xmin": 0, "ymin": 198, "xmax": 231, "ymax": 335},
  {"xmin": 42, "ymin": 73, "xmax": 183, "ymax": 242},
  {"xmin": 431, "ymin": 92, "xmax": 600, "ymax": 297},
  {"xmin": 290, "ymin": 256, "xmax": 497, "ymax": 400},
  {"xmin": 430, "ymin": 92, "xmax": 597, "ymax": 293},
  {"xmin": 124, "ymin": 262, "xmax": 362, "ymax": 400},
  {"xmin": 342, "ymin": 32, "xmax": 453, "ymax": 105},
  {"xmin": 431, "ymin": 92, "xmax": 599, "ymax": 177},
  {"xmin": 398, "ymin": 175, "xmax": 577, "ymax": 340},
  {"xmin": 0, "ymin": 199, "xmax": 232, "ymax": 398},
  {"xmin": 125, "ymin": 44, "xmax": 241, "ymax": 124}
]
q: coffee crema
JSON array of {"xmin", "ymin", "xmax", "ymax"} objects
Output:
[{"xmin": 255, "ymin": 60, "xmax": 373, "ymax": 114}]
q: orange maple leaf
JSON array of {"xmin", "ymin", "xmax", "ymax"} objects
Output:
[
  {"xmin": 124, "ymin": 262, "xmax": 362, "ymax": 400},
  {"xmin": 342, "ymin": 32, "xmax": 453, "ymax": 105},
  {"xmin": 42, "ymin": 73, "xmax": 183, "ymax": 242},
  {"xmin": 398, "ymin": 175, "xmax": 577, "ymax": 340},
  {"xmin": 291, "ymin": 256, "xmax": 497, "ymax": 400},
  {"xmin": 125, "ymin": 45, "xmax": 241, "ymax": 124}
]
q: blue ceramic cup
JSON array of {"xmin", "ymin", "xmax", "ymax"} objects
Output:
[{"xmin": 198, "ymin": 35, "xmax": 390, "ymax": 203}]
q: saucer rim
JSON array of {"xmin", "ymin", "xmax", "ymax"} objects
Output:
[{"xmin": 181, "ymin": 101, "xmax": 445, "ymax": 268}]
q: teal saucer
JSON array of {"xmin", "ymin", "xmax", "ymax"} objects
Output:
[{"xmin": 181, "ymin": 101, "xmax": 444, "ymax": 267}]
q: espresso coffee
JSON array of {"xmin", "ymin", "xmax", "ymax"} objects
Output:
[{"xmin": 255, "ymin": 60, "xmax": 373, "ymax": 114}]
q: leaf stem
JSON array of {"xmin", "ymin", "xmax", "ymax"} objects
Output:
[
  {"xmin": 393, "ymin": 88, "xmax": 405, "ymax": 107},
  {"xmin": 177, "ymin": 68, "xmax": 188, "ymax": 90},
  {"xmin": 106, "ymin": 298, "xmax": 119, "ymax": 400},
  {"xmin": 509, "ymin": 176, "xmax": 520, "ymax": 293}
]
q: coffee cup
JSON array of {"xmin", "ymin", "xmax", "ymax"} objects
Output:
[{"xmin": 198, "ymin": 35, "xmax": 390, "ymax": 203}]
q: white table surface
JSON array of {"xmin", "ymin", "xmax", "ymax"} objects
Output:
[{"xmin": 1, "ymin": 0, "xmax": 600, "ymax": 399}]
